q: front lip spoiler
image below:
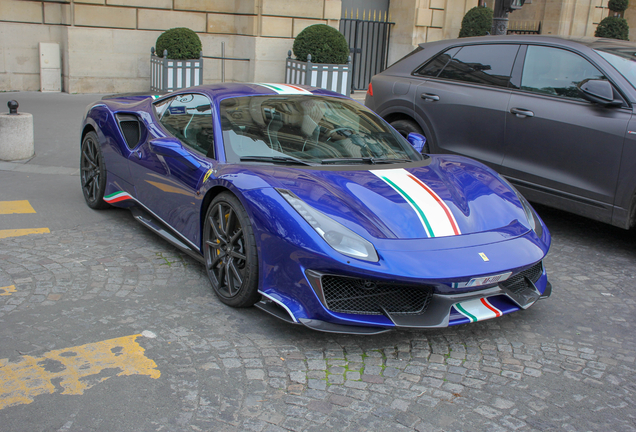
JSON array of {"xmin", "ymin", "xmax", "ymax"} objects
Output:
[
  {"xmin": 295, "ymin": 279, "xmax": 547, "ymax": 333},
  {"xmin": 299, "ymin": 318, "xmax": 391, "ymax": 335}
]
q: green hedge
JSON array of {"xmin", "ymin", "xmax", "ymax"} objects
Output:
[
  {"xmin": 608, "ymin": 0, "xmax": 629, "ymax": 13},
  {"xmin": 293, "ymin": 24, "xmax": 349, "ymax": 64},
  {"xmin": 156, "ymin": 27, "xmax": 202, "ymax": 60},
  {"xmin": 459, "ymin": 6, "xmax": 493, "ymax": 38},
  {"xmin": 595, "ymin": 16, "xmax": 629, "ymax": 40}
]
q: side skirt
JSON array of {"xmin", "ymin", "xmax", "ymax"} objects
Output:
[{"xmin": 130, "ymin": 206, "xmax": 204, "ymax": 264}]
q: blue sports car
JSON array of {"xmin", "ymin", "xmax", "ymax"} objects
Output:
[{"xmin": 80, "ymin": 83, "xmax": 551, "ymax": 334}]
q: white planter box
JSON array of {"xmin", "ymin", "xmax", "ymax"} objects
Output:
[
  {"xmin": 285, "ymin": 52, "xmax": 352, "ymax": 96},
  {"xmin": 150, "ymin": 48, "xmax": 203, "ymax": 93}
]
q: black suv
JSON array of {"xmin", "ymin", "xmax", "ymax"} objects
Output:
[{"xmin": 366, "ymin": 35, "xmax": 636, "ymax": 229}]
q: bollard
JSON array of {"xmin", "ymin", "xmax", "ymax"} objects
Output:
[{"xmin": 0, "ymin": 100, "xmax": 35, "ymax": 161}]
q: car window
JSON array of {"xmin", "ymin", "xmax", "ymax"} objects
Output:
[
  {"xmin": 219, "ymin": 95, "xmax": 421, "ymax": 164},
  {"xmin": 438, "ymin": 45, "xmax": 519, "ymax": 87},
  {"xmin": 159, "ymin": 93, "xmax": 214, "ymax": 157},
  {"xmin": 153, "ymin": 96, "xmax": 174, "ymax": 119},
  {"xmin": 596, "ymin": 48, "xmax": 636, "ymax": 91},
  {"xmin": 413, "ymin": 47, "xmax": 460, "ymax": 77},
  {"xmin": 521, "ymin": 46, "xmax": 605, "ymax": 100}
]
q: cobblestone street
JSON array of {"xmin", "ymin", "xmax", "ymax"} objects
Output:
[{"xmin": 1, "ymin": 195, "xmax": 635, "ymax": 431}]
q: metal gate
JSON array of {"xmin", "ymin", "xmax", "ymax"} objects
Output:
[{"xmin": 340, "ymin": 13, "xmax": 394, "ymax": 92}]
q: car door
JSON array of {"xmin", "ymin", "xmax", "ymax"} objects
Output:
[
  {"xmin": 413, "ymin": 43, "xmax": 520, "ymax": 169},
  {"xmin": 129, "ymin": 93, "xmax": 216, "ymax": 243},
  {"xmin": 501, "ymin": 45, "xmax": 631, "ymax": 222}
]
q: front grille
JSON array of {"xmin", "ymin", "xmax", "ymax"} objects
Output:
[
  {"xmin": 321, "ymin": 276, "xmax": 434, "ymax": 315},
  {"xmin": 500, "ymin": 262, "xmax": 543, "ymax": 294}
]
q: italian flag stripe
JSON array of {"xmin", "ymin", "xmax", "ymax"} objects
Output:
[
  {"xmin": 259, "ymin": 83, "xmax": 312, "ymax": 95},
  {"xmin": 480, "ymin": 297, "xmax": 502, "ymax": 317},
  {"xmin": 455, "ymin": 303, "xmax": 477, "ymax": 322},
  {"xmin": 407, "ymin": 174, "xmax": 461, "ymax": 235},
  {"xmin": 104, "ymin": 191, "xmax": 133, "ymax": 203},
  {"xmin": 454, "ymin": 297, "xmax": 502, "ymax": 323},
  {"xmin": 380, "ymin": 176, "xmax": 435, "ymax": 237},
  {"xmin": 372, "ymin": 168, "xmax": 461, "ymax": 238}
]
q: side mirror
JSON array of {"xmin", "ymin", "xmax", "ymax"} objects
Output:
[
  {"xmin": 577, "ymin": 79, "xmax": 622, "ymax": 107},
  {"xmin": 149, "ymin": 137, "xmax": 201, "ymax": 169},
  {"xmin": 407, "ymin": 132, "xmax": 427, "ymax": 153}
]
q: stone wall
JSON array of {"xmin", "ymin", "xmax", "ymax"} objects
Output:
[
  {"xmin": 1, "ymin": 0, "xmax": 630, "ymax": 93},
  {"xmin": 0, "ymin": 0, "xmax": 341, "ymax": 93},
  {"xmin": 387, "ymin": 0, "xmax": 479, "ymax": 65}
]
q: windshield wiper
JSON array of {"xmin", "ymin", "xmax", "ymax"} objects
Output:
[
  {"xmin": 321, "ymin": 157, "xmax": 412, "ymax": 165},
  {"xmin": 240, "ymin": 155, "xmax": 313, "ymax": 166}
]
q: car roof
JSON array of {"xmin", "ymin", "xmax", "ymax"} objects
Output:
[
  {"xmin": 418, "ymin": 35, "xmax": 636, "ymax": 51},
  {"xmin": 170, "ymin": 83, "xmax": 349, "ymax": 103}
]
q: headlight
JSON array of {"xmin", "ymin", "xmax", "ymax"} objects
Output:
[
  {"xmin": 500, "ymin": 178, "xmax": 543, "ymax": 239},
  {"xmin": 277, "ymin": 189, "xmax": 379, "ymax": 262}
]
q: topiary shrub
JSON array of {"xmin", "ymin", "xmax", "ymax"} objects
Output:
[
  {"xmin": 293, "ymin": 24, "xmax": 349, "ymax": 64},
  {"xmin": 595, "ymin": 16, "xmax": 629, "ymax": 40},
  {"xmin": 156, "ymin": 27, "xmax": 202, "ymax": 60},
  {"xmin": 459, "ymin": 6, "xmax": 494, "ymax": 38},
  {"xmin": 608, "ymin": 0, "xmax": 629, "ymax": 13}
]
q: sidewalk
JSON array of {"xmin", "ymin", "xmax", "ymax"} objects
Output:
[{"xmin": 0, "ymin": 91, "xmax": 103, "ymax": 169}]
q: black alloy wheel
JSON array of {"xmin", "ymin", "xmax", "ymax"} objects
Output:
[
  {"xmin": 390, "ymin": 119, "xmax": 430, "ymax": 153},
  {"xmin": 203, "ymin": 193, "xmax": 259, "ymax": 307},
  {"xmin": 80, "ymin": 131, "xmax": 109, "ymax": 209}
]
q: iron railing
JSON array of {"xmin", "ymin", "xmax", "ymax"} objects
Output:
[{"xmin": 340, "ymin": 16, "xmax": 394, "ymax": 91}]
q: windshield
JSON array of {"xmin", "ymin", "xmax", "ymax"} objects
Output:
[
  {"xmin": 596, "ymin": 48, "xmax": 636, "ymax": 90},
  {"xmin": 219, "ymin": 95, "xmax": 422, "ymax": 164}
]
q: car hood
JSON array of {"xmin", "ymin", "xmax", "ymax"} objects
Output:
[{"xmin": 230, "ymin": 155, "xmax": 531, "ymax": 240}]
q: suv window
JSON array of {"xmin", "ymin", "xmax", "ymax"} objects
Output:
[
  {"xmin": 439, "ymin": 45, "xmax": 519, "ymax": 87},
  {"xmin": 415, "ymin": 45, "xmax": 519, "ymax": 88},
  {"xmin": 521, "ymin": 46, "xmax": 605, "ymax": 100},
  {"xmin": 159, "ymin": 93, "xmax": 215, "ymax": 157},
  {"xmin": 414, "ymin": 47, "xmax": 460, "ymax": 77}
]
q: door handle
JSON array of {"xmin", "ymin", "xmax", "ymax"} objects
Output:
[
  {"xmin": 420, "ymin": 93, "xmax": 440, "ymax": 102},
  {"xmin": 510, "ymin": 108, "xmax": 534, "ymax": 118}
]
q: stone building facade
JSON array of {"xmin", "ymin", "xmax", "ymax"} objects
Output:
[{"xmin": 0, "ymin": 0, "xmax": 630, "ymax": 93}]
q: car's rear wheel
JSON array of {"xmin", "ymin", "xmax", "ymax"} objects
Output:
[
  {"xmin": 390, "ymin": 119, "xmax": 430, "ymax": 153},
  {"xmin": 80, "ymin": 131, "xmax": 109, "ymax": 209},
  {"xmin": 203, "ymin": 192, "xmax": 260, "ymax": 307}
]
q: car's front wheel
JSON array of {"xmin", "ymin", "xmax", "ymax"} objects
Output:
[
  {"xmin": 203, "ymin": 192, "xmax": 260, "ymax": 308},
  {"xmin": 80, "ymin": 131, "xmax": 109, "ymax": 209},
  {"xmin": 390, "ymin": 119, "xmax": 430, "ymax": 153}
]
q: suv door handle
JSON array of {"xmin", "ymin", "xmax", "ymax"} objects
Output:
[
  {"xmin": 420, "ymin": 93, "xmax": 440, "ymax": 102},
  {"xmin": 510, "ymin": 108, "xmax": 534, "ymax": 118}
]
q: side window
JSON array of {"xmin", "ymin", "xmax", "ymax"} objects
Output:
[
  {"xmin": 521, "ymin": 46, "xmax": 606, "ymax": 100},
  {"xmin": 153, "ymin": 96, "xmax": 174, "ymax": 119},
  {"xmin": 159, "ymin": 93, "xmax": 215, "ymax": 157},
  {"xmin": 414, "ymin": 47, "xmax": 460, "ymax": 77},
  {"xmin": 436, "ymin": 44, "xmax": 519, "ymax": 87}
]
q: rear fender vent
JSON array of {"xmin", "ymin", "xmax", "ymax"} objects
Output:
[{"xmin": 116, "ymin": 114, "xmax": 142, "ymax": 149}]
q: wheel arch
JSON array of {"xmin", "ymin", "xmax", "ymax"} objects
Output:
[
  {"xmin": 81, "ymin": 124, "xmax": 97, "ymax": 145},
  {"xmin": 200, "ymin": 185, "xmax": 234, "ymax": 240},
  {"xmin": 383, "ymin": 111, "xmax": 418, "ymax": 125}
]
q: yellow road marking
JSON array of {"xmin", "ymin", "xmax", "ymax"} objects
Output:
[
  {"xmin": 0, "ymin": 228, "xmax": 50, "ymax": 239},
  {"xmin": 0, "ymin": 334, "xmax": 160, "ymax": 410},
  {"xmin": 0, "ymin": 201, "xmax": 36, "ymax": 215},
  {"xmin": 0, "ymin": 286, "xmax": 16, "ymax": 296}
]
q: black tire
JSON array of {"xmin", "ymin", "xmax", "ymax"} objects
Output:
[
  {"xmin": 80, "ymin": 131, "xmax": 109, "ymax": 209},
  {"xmin": 390, "ymin": 119, "xmax": 430, "ymax": 153},
  {"xmin": 203, "ymin": 192, "xmax": 260, "ymax": 308}
]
